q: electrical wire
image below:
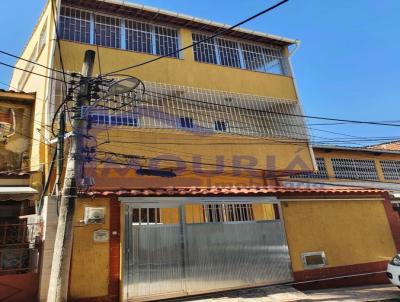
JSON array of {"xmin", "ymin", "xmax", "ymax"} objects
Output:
[
  {"xmin": 105, "ymin": 0, "xmax": 290, "ymax": 75},
  {"xmin": 0, "ymin": 49, "xmax": 66, "ymax": 76},
  {"xmin": 0, "ymin": 60, "xmax": 64, "ymax": 83},
  {"xmin": 90, "ymin": 154, "xmax": 400, "ymax": 191},
  {"xmin": 92, "ymin": 95, "xmax": 400, "ymax": 147}
]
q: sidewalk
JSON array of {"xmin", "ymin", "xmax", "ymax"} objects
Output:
[{"xmin": 169, "ymin": 284, "xmax": 400, "ymax": 302}]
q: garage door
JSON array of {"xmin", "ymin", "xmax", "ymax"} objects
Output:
[{"xmin": 122, "ymin": 199, "xmax": 292, "ymax": 301}]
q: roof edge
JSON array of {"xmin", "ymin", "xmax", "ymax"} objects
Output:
[{"xmin": 65, "ymin": 0, "xmax": 298, "ymax": 46}]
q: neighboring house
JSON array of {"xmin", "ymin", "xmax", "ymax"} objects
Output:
[
  {"xmin": 289, "ymin": 144, "xmax": 400, "ymax": 204},
  {"xmin": 0, "ymin": 90, "xmax": 42, "ymax": 302},
  {"xmin": 10, "ymin": 1, "xmax": 400, "ymax": 301}
]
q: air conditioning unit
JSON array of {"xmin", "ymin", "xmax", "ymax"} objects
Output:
[{"xmin": 84, "ymin": 207, "xmax": 105, "ymax": 224}]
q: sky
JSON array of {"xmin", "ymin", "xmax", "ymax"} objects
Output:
[{"xmin": 0, "ymin": 0, "xmax": 399, "ymax": 146}]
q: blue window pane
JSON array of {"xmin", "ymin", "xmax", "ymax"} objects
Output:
[
  {"xmin": 214, "ymin": 120, "xmax": 227, "ymax": 131},
  {"xmin": 89, "ymin": 114, "xmax": 108, "ymax": 124},
  {"xmin": 180, "ymin": 117, "xmax": 194, "ymax": 128}
]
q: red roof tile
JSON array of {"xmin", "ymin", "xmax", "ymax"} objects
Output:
[
  {"xmin": 81, "ymin": 186, "xmax": 385, "ymax": 198},
  {"xmin": 368, "ymin": 140, "xmax": 400, "ymax": 151}
]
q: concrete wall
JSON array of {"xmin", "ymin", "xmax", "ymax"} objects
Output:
[{"xmin": 281, "ymin": 197, "xmax": 397, "ymax": 272}]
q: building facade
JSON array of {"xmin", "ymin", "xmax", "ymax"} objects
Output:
[{"xmin": 9, "ymin": 1, "xmax": 400, "ymax": 301}]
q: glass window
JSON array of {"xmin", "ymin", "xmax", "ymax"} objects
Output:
[
  {"xmin": 192, "ymin": 33, "xmax": 218, "ymax": 64},
  {"xmin": 125, "ymin": 20, "xmax": 153, "ymax": 53},
  {"xmin": 291, "ymin": 157, "xmax": 328, "ymax": 179},
  {"xmin": 241, "ymin": 43, "xmax": 267, "ymax": 72},
  {"xmin": 180, "ymin": 117, "xmax": 193, "ymax": 128},
  {"xmin": 132, "ymin": 208, "xmax": 160, "ymax": 224},
  {"xmin": 380, "ymin": 160, "xmax": 400, "ymax": 180},
  {"xmin": 59, "ymin": 6, "xmax": 91, "ymax": 43},
  {"xmin": 192, "ymin": 32, "xmax": 290, "ymax": 75},
  {"xmin": 331, "ymin": 158, "xmax": 378, "ymax": 180},
  {"xmin": 154, "ymin": 25, "xmax": 179, "ymax": 58},
  {"xmin": 214, "ymin": 120, "xmax": 227, "ymax": 132},
  {"xmin": 216, "ymin": 38, "xmax": 241, "ymax": 68},
  {"xmin": 95, "ymin": 14, "xmax": 121, "ymax": 48}
]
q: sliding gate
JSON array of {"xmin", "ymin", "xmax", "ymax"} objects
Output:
[{"xmin": 122, "ymin": 198, "xmax": 293, "ymax": 301}]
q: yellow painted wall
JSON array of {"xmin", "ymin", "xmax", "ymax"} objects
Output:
[
  {"xmin": 282, "ymin": 198, "xmax": 396, "ymax": 272},
  {"xmin": 69, "ymin": 198, "xmax": 110, "ymax": 299},
  {"xmin": 89, "ymin": 128, "xmax": 314, "ymax": 174},
  {"xmin": 160, "ymin": 207, "xmax": 180, "ymax": 224},
  {"xmin": 57, "ymin": 37, "xmax": 297, "ymax": 100},
  {"xmin": 253, "ymin": 204, "xmax": 276, "ymax": 221}
]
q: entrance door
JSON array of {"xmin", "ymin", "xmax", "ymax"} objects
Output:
[{"xmin": 123, "ymin": 200, "xmax": 292, "ymax": 301}]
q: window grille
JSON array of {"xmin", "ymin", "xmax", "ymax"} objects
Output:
[
  {"xmin": 82, "ymin": 80, "xmax": 308, "ymax": 140},
  {"xmin": 291, "ymin": 157, "xmax": 328, "ymax": 179},
  {"xmin": 59, "ymin": 6, "xmax": 91, "ymax": 43},
  {"xmin": 331, "ymin": 158, "xmax": 378, "ymax": 180},
  {"xmin": 241, "ymin": 43, "xmax": 268, "ymax": 72},
  {"xmin": 154, "ymin": 25, "xmax": 180, "ymax": 58},
  {"xmin": 380, "ymin": 160, "xmax": 400, "ymax": 180},
  {"xmin": 132, "ymin": 208, "xmax": 160, "ymax": 225},
  {"xmin": 179, "ymin": 117, "xmax": 194, "ymax": 128},
  {"xmin": 192, "ymin": 33, "xmax": 218, "ymax": 64},
  {"xmin": 125, "ymin": 20, "xmax": 153, "ymax": 53},
  {"xmin": 214, "ymin": 120, "xmax": 227, "ymax": 132},
  {"xmin": 203, "ymin": 203, "xmax": 254, "ymax": 222},
  {"xmin": 85, "ymin": 107, "xmax": 139, "ymax": 127},
  {"xmin": 94, "ymin": 14, "xmax": 121, "ymax": 48},
  {"xmin": 192, "ymin": 32, "xmax": 290, "ymax": 76},
  {"xmin": 60, "ymin": 6, "xmax": 180, "ymax": 58},
  {"xmin": 216, "ymin": 38, "xmax": 242, "ymax": 68}
]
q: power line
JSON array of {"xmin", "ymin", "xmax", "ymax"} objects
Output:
[
  {"xmin": 90, "ymin": 152, "xmax": 400, "ymax": 191},
  {"xmin": 105, "ymin": 0, "xmax": 290, "ymax": 75},
  {"xmin": 0, "ymin": 49, "xmax": 65, "ymax": 76},
  {"xmin": 0, "ymin": 60, "xmax": 64, "ymax": 83},
  {"xmin": 94, "ymin": 92, "xmax": 400, "ymax": 148}
]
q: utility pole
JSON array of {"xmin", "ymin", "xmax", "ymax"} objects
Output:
[{"xmin": 47, "ymin": 50, "xmax": 95, "ymax": 302}]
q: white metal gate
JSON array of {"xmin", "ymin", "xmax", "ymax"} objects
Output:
[{"xmin": 122, "ymin": 198, "xmax": 293, "ymax": 301}]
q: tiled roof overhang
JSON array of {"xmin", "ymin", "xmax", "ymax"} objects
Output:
[
  {"xmin": 81, "ymin": 186, "xmax": 385, "ymax": 198},
  {"xmin": 63, "ymin": 0, "xmax": 296, "ymax": 47}
]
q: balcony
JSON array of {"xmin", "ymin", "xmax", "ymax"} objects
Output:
[
  {"xmin": 84, "ymin": 80, "xmax": 308, "ymax": 141},
  {"xmin": 0, "ymin": 222, "xmax": 42, "ymax": 275}
]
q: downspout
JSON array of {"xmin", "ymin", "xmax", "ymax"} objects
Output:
[{"xmin": 287, "ymin": 40, "xmax": 318, "ymax": 172}]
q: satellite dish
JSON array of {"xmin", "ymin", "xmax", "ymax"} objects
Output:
[{"xmin": 107, "ymin": 77, "xmax": 141, "ymax": 96}]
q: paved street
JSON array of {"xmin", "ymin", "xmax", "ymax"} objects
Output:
[{"xmin": 169, "ymin": 284, "xmax": 400, "ymax": 302}]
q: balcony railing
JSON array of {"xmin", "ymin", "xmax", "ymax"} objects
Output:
[
  {"xmin": 78, "ymin": 80, "xmax": 308, "ymax": 141},
  {"xmin": 0, "ymin": 222, "xmax": 42, "ymax": 274}
]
